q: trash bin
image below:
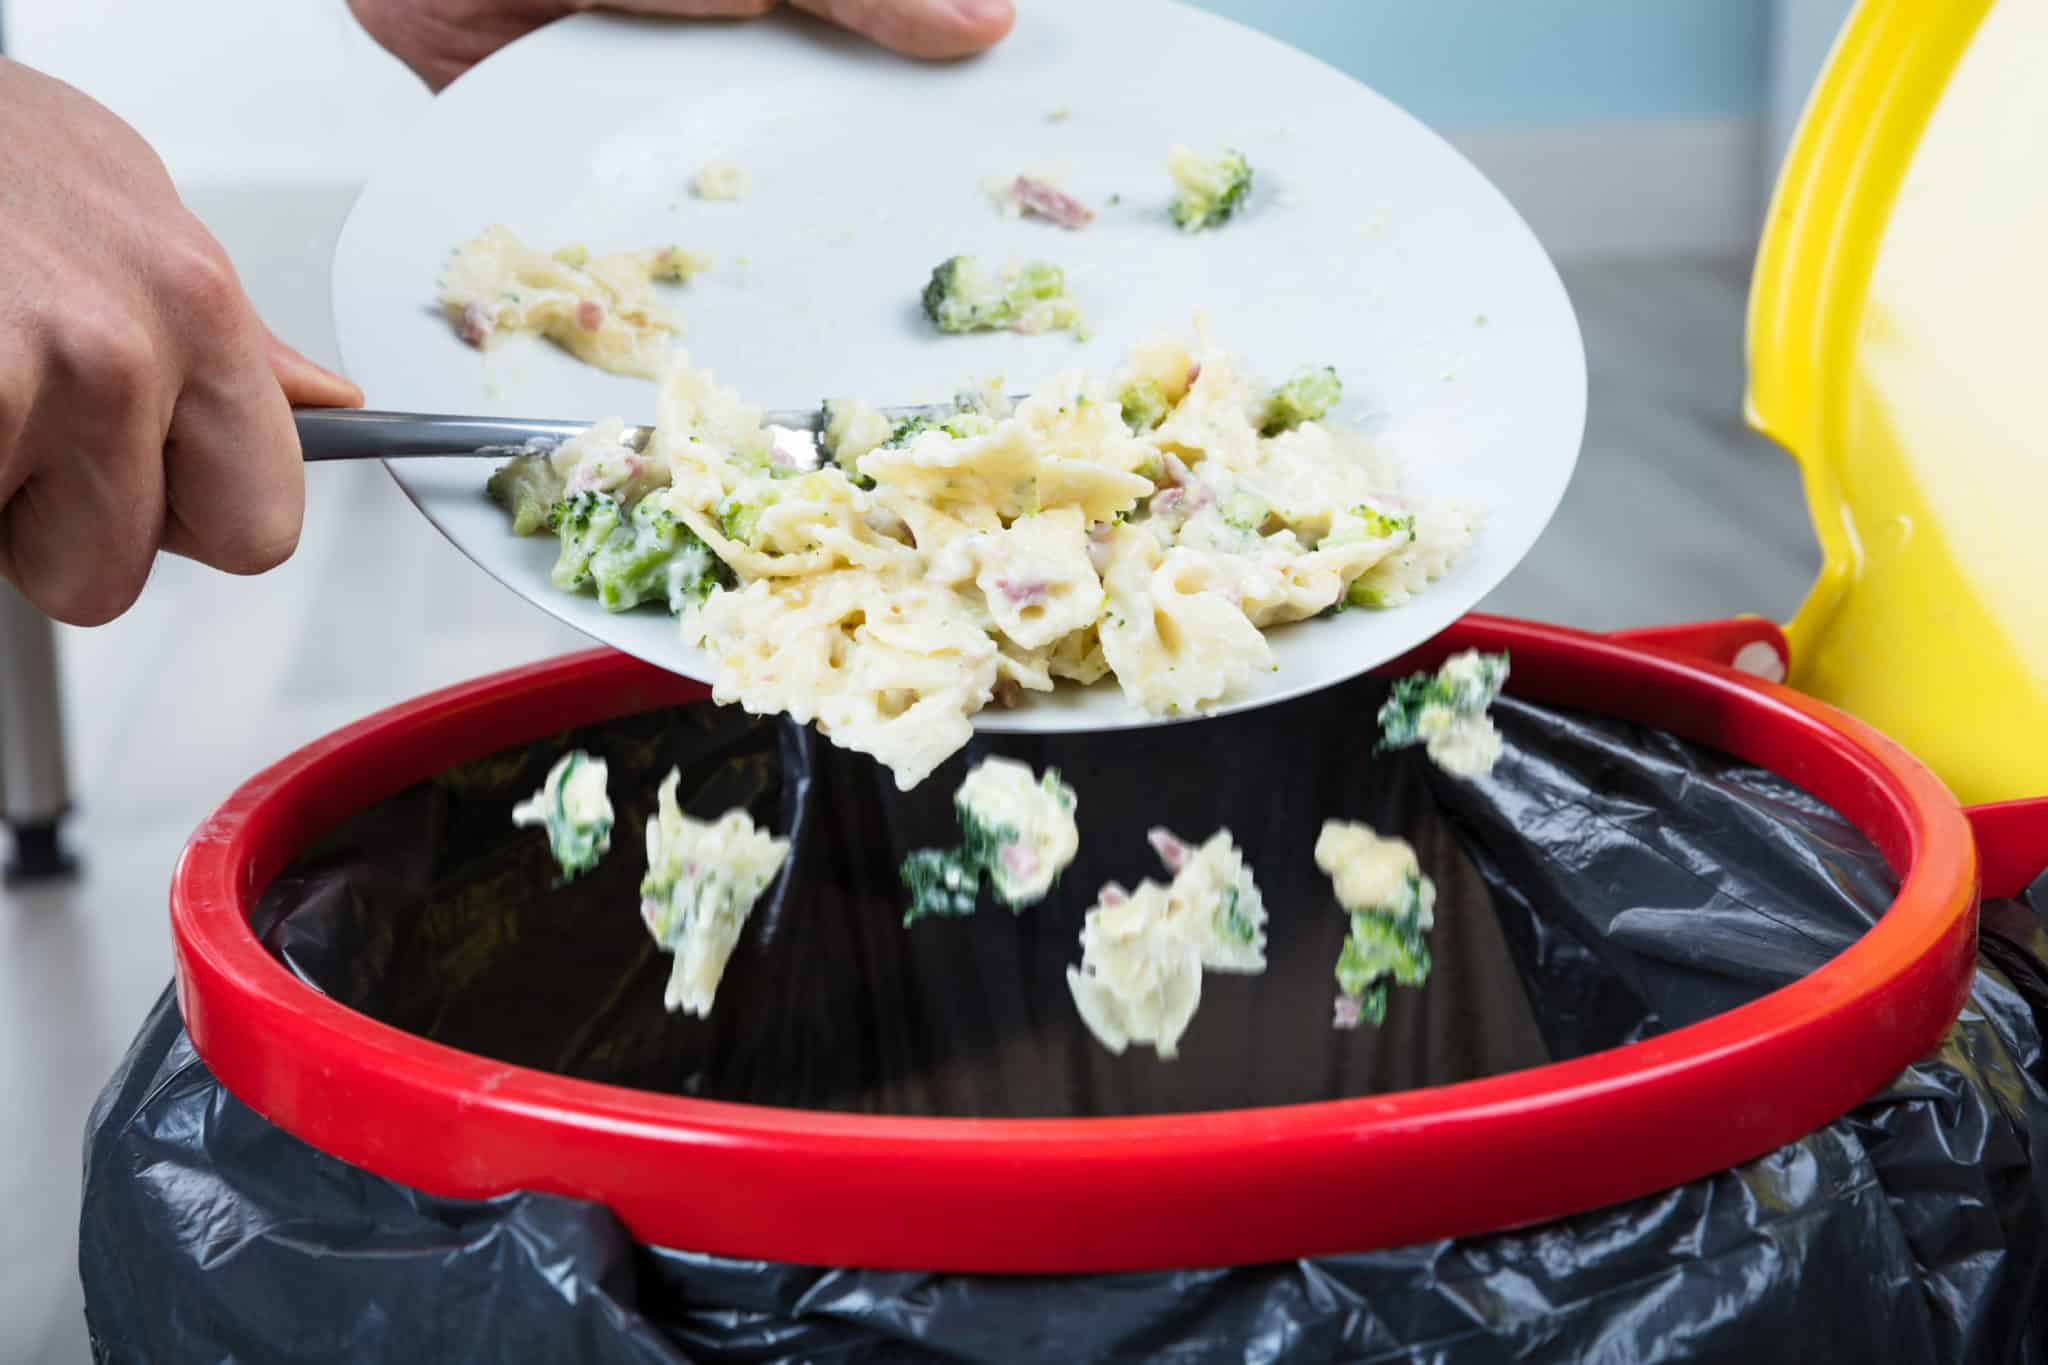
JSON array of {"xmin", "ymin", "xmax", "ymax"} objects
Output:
[{"xmin": 79, "ymin": 624, "xmax": 2048, "ymax": 1361}]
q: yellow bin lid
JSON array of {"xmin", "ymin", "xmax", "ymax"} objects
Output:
[{"xmin": 1749, "ymin": 0, "xmax": 2047, "ymax": 806}]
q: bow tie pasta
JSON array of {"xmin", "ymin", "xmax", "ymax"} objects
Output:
[{"xmin": 490, "ymin": 331, "xmax": 1480, "ymax": 789}]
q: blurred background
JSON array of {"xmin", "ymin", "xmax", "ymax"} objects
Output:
[{"xmin": 1, "ymin": 1, "xmax": 1848, "ymax": 1359}]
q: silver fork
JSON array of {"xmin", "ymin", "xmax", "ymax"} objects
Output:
[{"xmin": 294, "ymin": 402, "xmax": 988, "ymax": 462}]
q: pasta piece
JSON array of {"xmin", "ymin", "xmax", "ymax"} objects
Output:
[
  {"xmin": 859, "ymin": 418, "xmax": 1152, "ymax": 525},
  {"xmin": 640, "ymin": 772, "xmax": 790, "ymax": 1017},
  {"xmin": 958, "ymin": 508, "xmax": 1104, "ymax": 650},
  {"xmin": 1097, "ymin": 529, "xmax": 1273, "ymax": 715},
  {"xmin": 1066, "ymin": 882, "xmax": 1204, "ymax": 1059},
  {"xmin": 440, "ymin": 226, "xmax": 705, "ymax": 378},
  {"xmin": 1148, "ymin": 827, "xmax": 1268, "ymax": 974},
  {"xmin": 699, "ymin": 572, "xmax": 999, "ymax": 790}
]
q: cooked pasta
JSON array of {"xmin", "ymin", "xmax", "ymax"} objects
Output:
[{"xmin": 495, "ymin": 328, "xmax": 1479, "ymax": 788}]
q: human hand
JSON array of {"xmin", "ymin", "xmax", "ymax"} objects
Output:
[
  {"xmin": 350, "ymin": 0, "xmax": 1015, "ymax": 92},
  {"xmin": 0, "ymin": 59, "xmax": 362, "ymax": 626}
]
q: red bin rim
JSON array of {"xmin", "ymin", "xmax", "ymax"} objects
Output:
[{"xmin": 169, "ymin": 615, "xmax": 1979, "ymax": 1273}]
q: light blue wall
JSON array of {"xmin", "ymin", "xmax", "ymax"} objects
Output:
[{"xmin": 1190, "ymin": 0, "xmax": 1772, "ymax": 130}]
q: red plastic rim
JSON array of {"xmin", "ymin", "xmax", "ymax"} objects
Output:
[{"xmin": 170, "ymin": 615, "xmax": 1979, "ymax": 1273}]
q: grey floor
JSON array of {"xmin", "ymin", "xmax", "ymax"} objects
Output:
[{"xmin": 0, "ymin": 186, "xmax": 1818, "ymax": 1361}]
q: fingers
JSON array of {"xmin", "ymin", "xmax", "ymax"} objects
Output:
[
  {"xmin": 0, "ymin": 304, "xmax": 171, "ymax": 625},
  {"xmin": 602, "ymin": 0, "xmax": 781, "ymax": 14},
  {"xmin": 599, "ymin": 0, "xmax": 1016, "ymax": 59},
  {"xmin": 149, "ymin": 234, "xmax": 306, "ymax": 577},
  {"xmin": 267, "ymin": 330, "xmax": 363, "ymax": 409},
  {"xmin": 785, "ymin": 0, "xmax": 1014, "ymax": 57}
]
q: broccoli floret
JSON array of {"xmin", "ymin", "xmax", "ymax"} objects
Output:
[
  {"xmin": 1218, "ymin": 489, "xmax": 1270, "ymax": 532},
  {"xmin": 588, "ymin": 498, "xmax": 681, "ymax": 611},
  {"xmin": 665, "ymin": 536, "xmax": 734, "ymax": 613},
  {"xmin": 921, "ymin": 255, "xmax": 1082, "ymax": 336},
  {"xmin": 940, "ymin": 411, "xmax": 997, "ymax": 440},
  {"xmin": 488, "ymin": 452, "xmax": 567, "ymax": 536},
  {"xmin": 1377, "ymin": 651, "xmax": 1510, "ymax": 751},
  {"xmin": 1009, "ymin": 259, "xmax": 1067, "ymax": 305},
  {"xmin": 1336, "ymin": 907, "xmax": 1433, "ymax": 993},
  {"xmin": 716, "ymin": 490, "xmax": 774, "ymax": 547},
  {"xmin": 923, "ymin": 256, "xmax": 1004, "ymax": 332},
  {"xmin": 901, "ymin": 848, "xmax": 981, "ymax": 925},
  {"xmin": 1167, "ymin": 146, "xmax": 1253, "ymax": 231},
  {"xmin": 547, "ymin": 491, "xmax": 623, "ymax": 592},
  {"xmin": 1255, "ymin": 366, "xmax": 1342, "ymax": 435},
  {"xmin": 587, "ymin": 499, "xmax": 731, "ymax": 613},
  {"xmin": 956, "ymin": 803, "xmax": 1017, "ymax": 885},
  {"xmin": 883, "ymin": 414, "xmax": 935, "ymax": 449},
  {"xmin": 1119, "ymin": 379, "xmax": 1171, "ymax": 433},
  {"xmin": 1219, "ymin": 884, "xmax": 1257, "ymax": 945},
  {"xmin": 1333, "ymin": 880, "xmax": 1433, "ymax": 1026},
  {"xmin": 511, "ymin": 750, "xmax": 612, "ymax": 883},
  {"xmin": 818, "ymin": 398, "xmax": 891, "ymax": 486},
  {"xmin": 1354, "ymin": 504, "xmax": 1417, "ymax": 543},
  {"xmin": 955, "ymin": 766, "xmax": 1077, "ymax": 910}
]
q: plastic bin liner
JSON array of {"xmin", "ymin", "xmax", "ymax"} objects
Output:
[{"xmin": 79, "ymin": 680, "xmax": 2048, "ymax": 1362}]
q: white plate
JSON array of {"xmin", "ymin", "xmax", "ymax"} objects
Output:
[{"xmin": 331, "ymin": 0, "xmax": 1584, "ymax": 734}]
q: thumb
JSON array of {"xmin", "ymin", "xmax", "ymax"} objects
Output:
[
  {"xmin": 787, "ymin": 0, "xmax": 1014, "ymax": 60},
  {"xmin": 267, "ymin": 330, "xmax": 364, "ymax": 408}
]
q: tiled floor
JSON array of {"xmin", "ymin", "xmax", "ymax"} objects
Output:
[{"xmin": 0, "ymin": 181, "xmax": 1817, "ymax": 1360}]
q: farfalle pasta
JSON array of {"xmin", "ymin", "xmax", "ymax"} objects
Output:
[{"xmin": 490, "ymin": 329, "xmax": 1480, "ymax": 788}]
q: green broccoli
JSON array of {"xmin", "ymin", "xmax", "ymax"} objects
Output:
[
  {"xmin": 1119, "ymin": 379, "xmax": 1171, "ymax": 433},
  {"xmin": 1219, "ymin": 884, "xmax": 1257, "ymax": 945},
  {"xmin": 511, "ymin": 749, "xmax": 613, "ymax": 884},
  {"xmin": 1218, "ymin": 489, "xmax": 1270, "ymax": 533},
  {"xmin": 547, "ymin": 491, "xmax": 623, "ymax": 593},
  {"xmin": 818, "ymin": 398, "xmax": 891, "ymax": 486},
  {"xmin": 956, "ymin": 766, "xmax": 1077, "ymax": 910},
  {"xmin": 1377, "ymin": 651, "xmax": 1510, "ymax": 752},
  {"xmin": 716, "ymin": 489, "xmax": 775, "ymax": 547},
  {"xmin": 921, "ymin": 255, "xmax": 1083, "ymax": 336},
  {"xmin": 1167, "ymin": 146, "xmax": 1253, "ymax": 231},
  {"xmin": 1355, "ymin": 504, "xmax": 1417, "ymax": 543},
  {"xmin": 488, "ymin": 453, "xmax": 568, "ymax": 536},
  {"xmin": 1255, "ymin": 366, "xmax": 1342, "ymax": 435},
  {"xmin": 665, "ymin": 536, "xmax": 734, "ymax": 613},
  {"xmin": 940, "ymin": 411, "xmax": 997, "ymax": 440},
  {"xmin": 1333, "ymin": 874, "xmax": 1433, "ymax": 1027},
  {"xmin": 883, "ymin": 414, "xmax": 935, "ymax": 449},
  {"xmin": 588, "ymin": 498, "xmax": 680, "ymax": 611},
  {"xmin": 587, "ymin": 499, "xmax": 730, "ymax": 613},
  {"xmin": 901, "ymin": 848, "xmax": 981, "ymax": 925}
]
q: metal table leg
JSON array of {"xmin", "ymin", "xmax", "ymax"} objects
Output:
[{"xmin": 0, "ymin": 579, "xmax": 78, "ymax": 884}]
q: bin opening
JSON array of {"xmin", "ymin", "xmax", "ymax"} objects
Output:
[{"xmin": 254, "ymin": 676, "xmax": 1897, "ymax": 1119}]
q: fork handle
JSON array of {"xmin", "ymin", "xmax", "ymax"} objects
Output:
[{"xmin": 295, "ymin": 408, "xmax": 595, "ymax": 462}]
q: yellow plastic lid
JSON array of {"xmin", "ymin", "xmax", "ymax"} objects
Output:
[{"xmin": 1748, "ymin": 0, "xmax": 2048, "ymax": 806}]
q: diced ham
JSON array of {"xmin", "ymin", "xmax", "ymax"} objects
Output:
[
  {"xmin": 1100, "ymin": 883, "xmax": 1130, "ymax": 907},
  {"xmin": 576, "ymin": 299, "xmax": 604, "ymax": 331},
  {"xmin": 1001, "ymin": 844, "xmax": 1041, "ymax": 883},
  {"xmin": 992, "ymin": 678, "xmax": 1023, "ymax": 709},
  {"xmin": 457, "ymin": 301, "xmax": 492, "ymax": 346},
  {"xmin": 1333, "ymin": 994, "xmax": 1364, "ymax": 1030},
  {"xmin": 1013, "ymin": 175, "xmax": 1094, "ymax": 229},
  {"xmin": 1147, "ymin": 827, "xmax": 1194, "ymax": 873},
  {"xmin": 994, "ymin": 576, "xmax": 1051, "ymax": 606}
]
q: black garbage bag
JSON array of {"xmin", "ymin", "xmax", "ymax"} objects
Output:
[{"xmin": 79, "ymin": 678, "xmax": 2048, "ymax": 1363}]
